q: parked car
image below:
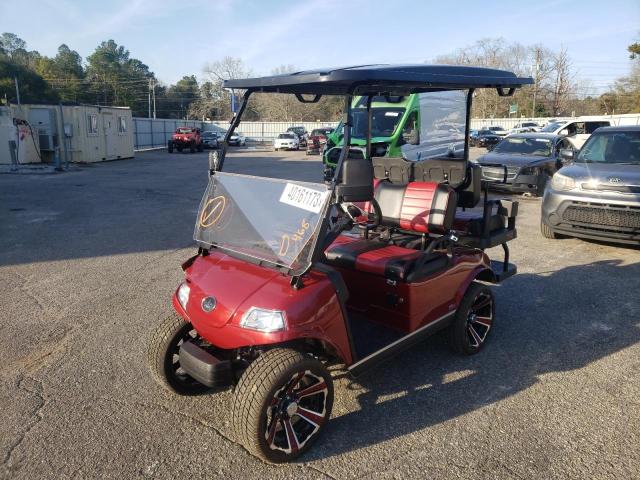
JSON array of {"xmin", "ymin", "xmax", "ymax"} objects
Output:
[
  {"xmin": 306, "ymin": 127, "xmax": 334, "ymax": 155},
  {"xmin": 228, "ymin": 132, "xmax": 246, "ymax": 146},
  {"xmin": 286, "ymin": 126, "xmax": 308, "ymax": 146},
  {"xmin": 475, "ymin": 133, "xmax": 570, "ymax": 196},
  {"xmin": 511, "ymin": 121, "xmax": 540, "ymax": 131},
  {"xmin": 476, "ymin": 129, "xmax": 503, "ymax": 150},
  {"xmin": 540, "ymin": 118, "xmax": 612, "ymax": 150},
  {"xmin": 168, "ymin": 127, "xmax": 203, "ymax": 153},
  {"xmin": 274, "ymin": 133, "xmax": 300, "ymax": 151},
  {"xmin": 487, "ymin": 126, "xmax": 508, "ymax": 137},
  {"xmin": 469, "ymin": 129, "xmax": 480, "ymax": 146},
  {"xmin": 201, "ymin": 131, "xmax": 219, "ymax": 149},
  {"xmin": 541, "ymin": 126, "xmax": 640, "ymax": 244}
]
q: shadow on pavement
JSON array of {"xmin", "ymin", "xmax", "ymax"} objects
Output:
[
  {"xmin": 306, "ymin": 259, "xmax": 640, "ymax": 460},
  {"xmin": 0, "ymin": 152, "xmax": 324, "ymax": 267}
]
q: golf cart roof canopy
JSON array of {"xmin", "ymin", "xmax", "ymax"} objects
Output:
[{"xmin": 223, "ymin": 64, "xmax": 534, "ymax": 96}]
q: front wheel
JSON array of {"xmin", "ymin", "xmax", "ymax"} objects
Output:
[
  {"xmin": 541, "ymin": 221, "xmax": 560, "ymax": 239},
  {"xmin": 147, "ymin": 313, "xmax": 210, "ymax": 395},
  {"xmin": 167, "ymin": 141, "xmax": 174, "ymax": 153},
  {"xmin": 232, "ymin": 349, "xmax": 333, "ymax": 463},
  {"xmin": 448, "ymin": 282, "xmax": 495, "ymax": 355}
]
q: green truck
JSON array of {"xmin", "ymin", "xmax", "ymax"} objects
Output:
[{"xmin": 323, "ymin": 93, "xmax": 466, "ymax": 167}]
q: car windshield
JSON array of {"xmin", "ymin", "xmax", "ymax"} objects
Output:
[
  {"xmin": 576, "ymin": 131, "xmax": 640, "ymax": 164},
  {"xmin": 194, "ymin": 173, "xmax": 331, "ymax": 274},
  {"xmin": 541, "ymin": 122, "xmax": 564, "ymax": 132},
  {"xmin": 177, "ymin": 128, "xmax": 194, "ymax": 134},
  {"xmin": 493, "ymin": 137, "xmax": 553, "ymax": 156},
  {"xmin": 489, "ymin": 126, "xmax": 505, "ymax": 131},
  {"xmin": 279, "ymin": 134, "xmax": 295, "ymax": 139},
  {"xmin": 202, "ymin": 132, "xmax": 216, "ymax": 138},
  {"xmin": 312, "ymin": 129, "xmax": 331, "ymax": 136},
  {"xmin": 349, "ymin": 107, "xmax": 405, "ymax": 138}
]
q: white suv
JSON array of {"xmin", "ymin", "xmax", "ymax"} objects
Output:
[
  {"xmin": 541, "ymin": 118, "xmax": 612, "ymax": 149},
  {"xmin": 274, "ymin": 133, "xmax": 300, "ymax": 151}
]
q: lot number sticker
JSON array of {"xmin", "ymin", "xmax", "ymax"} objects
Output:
[{"xmin": 279, "ymin": 183, "xmax": 329, "ymax": 213}]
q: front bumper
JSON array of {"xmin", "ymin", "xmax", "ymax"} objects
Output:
[
  {"xmin": 178, "ymin": 341, "xmax": 233, "ymax": 388},
  {"xmin": 541, "ymin": 188, "xmax": 640, "ymax": 244}
]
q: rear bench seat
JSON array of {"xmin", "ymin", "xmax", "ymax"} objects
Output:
[{"xmin": 324, "ymin": 180, "xmax": 456, "ymax": 283}]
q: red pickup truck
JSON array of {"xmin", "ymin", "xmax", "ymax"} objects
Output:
[{"xmin": 168, "ymin": 127, "xmax": 203, "ymax": 153}]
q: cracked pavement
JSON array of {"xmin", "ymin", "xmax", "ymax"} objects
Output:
[{"xmin": 1, "ymin": 148, "xmax": 639, "ymax": 479}]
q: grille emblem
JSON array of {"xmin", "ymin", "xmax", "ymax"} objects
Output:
[
  {"xmin": 608, "ymin": 177, "xmax": 622, "ymax": 184},
  {"xmin": 201, "ymin": 296, "xmax": 217, "ymax": 312}
]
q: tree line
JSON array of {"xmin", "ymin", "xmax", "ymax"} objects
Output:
[{"xmin": 1, "ymin": 32, "xmax": 638, "ymax": 121}]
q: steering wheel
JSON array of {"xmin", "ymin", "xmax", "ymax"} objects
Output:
[{"xmin": 340, "ymin": 198, "xmax": 382, "ymax": 231}]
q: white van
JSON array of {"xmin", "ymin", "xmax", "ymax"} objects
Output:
[{"xmin": 540, "ymin": 118, "xmax": 612, "ymax": 149}]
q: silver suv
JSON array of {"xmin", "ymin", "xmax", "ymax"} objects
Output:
[{"xmin": 541, "ymin": 126, "xmax": 640, "ymax": 245}]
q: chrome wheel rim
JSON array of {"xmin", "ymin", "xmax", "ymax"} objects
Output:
[
  {"xmin": 466, "ymin": 291, "xmax": 493, "ymax": 348},
  {"xmin": 265, "ymin": 370, "xmax": 329, "ymax": 454}
]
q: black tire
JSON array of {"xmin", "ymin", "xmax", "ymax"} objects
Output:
[
  {"xmin": 167, "ymin": 141, "xmax": 174, "ymax": 153},
  {"xmin": 232, "ymin": 349, "xmax": 333, "ymax": 463},
  {"xmin": 177, "ymin": 146, "xmax": 183, "ymax": 152},
  {"xmin": 147, "ymin": 313, "xmax": 210, "ymax": 395},
  {"xmin": 541, "ymin": 221, "xmax": 559, "ymax": 239},
  {"xmin": 190, "ymin": 141, "xmax": 196, "ymax": 153},
  {"xmin": 197, "ymin": 143, "xmax": 204, "ymax": 152},
  {"xmin": 448, "ymin": 282, "xmax": 495, "ymax": 355}
]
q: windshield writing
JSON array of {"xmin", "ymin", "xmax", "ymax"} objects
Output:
[{"xmin": 194, "ymin": 173, "xmax": 331, "ymax": 273}]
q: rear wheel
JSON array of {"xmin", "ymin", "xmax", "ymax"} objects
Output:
[
  {"xmin": 232, "ymin": 349, "xmax": 333, "ymax": 463},
  {"xmin": 448, "ymin": 282, "xmax": 495, "ymax": 355},
  {"xmin": 147, "ymin": 313, "xmax": 210, "ymax": 395}
]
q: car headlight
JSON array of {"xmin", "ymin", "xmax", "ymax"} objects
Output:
[
  {"xmin": 551, "ymin": 172, "xmax": 576, "ymax": 191},
  {"xmin": 177, "ymin": 282, "xmax": 190, "ymax": 310},
  {"xmin": 240, "ymin": 307, "xmax": 286, "ymax": 332},
  {"xmin": 520, "ymin": 166, "xmax": 540, "ymax": 175}
]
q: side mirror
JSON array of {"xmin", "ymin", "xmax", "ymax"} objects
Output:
[
  {"xmin": 559, "ymin": 129, "xmax": 569, "ymax": 136},
  {"xmin": 560, "ymin": 148, "xmax": 574, "ymax": 163},
  {"xmin": 402, "ymin": 129, "xmax": 420, "ymax": 145}
]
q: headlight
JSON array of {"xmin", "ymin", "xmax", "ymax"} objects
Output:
[
  {"xmin": 551, "ymin": 173, "xmax": 576, "ymax": 191},
  {"xmin": 520, "ymin": 166, "xmax": 540, "ymax": 175},
  {"xmin": 240, "ymin": 307, "xmax": 286, "ymax": 332},
  {"xmin": 177, "ymin": 282, "xmax": 190, "ymax": 310}
]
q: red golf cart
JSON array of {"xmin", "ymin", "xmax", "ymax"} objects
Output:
[{"xmin": 148, "ymin": 65, "xmax": 533, "ymax": 463}]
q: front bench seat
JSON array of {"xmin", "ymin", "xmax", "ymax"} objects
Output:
[{"xmin": 325, "ymin": 237, "xmax": 449, "ymax": 282}]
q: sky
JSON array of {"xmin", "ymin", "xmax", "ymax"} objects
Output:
[{"xmin": 1, "ymin": 0, "xmax": 638, "ymax": 94}]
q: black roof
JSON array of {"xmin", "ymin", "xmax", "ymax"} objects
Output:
[
  {"xmin": 593, "ymin": 125, "xmax": 640, "ymax": 133},
  {"xmin": 223, "ymin": 64, "xmax": 533, "ymax": 95}
]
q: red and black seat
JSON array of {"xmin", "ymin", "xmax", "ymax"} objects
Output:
[{"xmin": 324, "ymin": 180, "xmax": 456, "ymax": 282}]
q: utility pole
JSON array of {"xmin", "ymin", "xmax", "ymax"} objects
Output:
[
  {"xmin": 531, "ymin": 48, "xmax": 540, "ymax": 118},
  {"xmin": 152, "ymin": 80, "xmax": 156, "ymax": 119},
  {"xmin": 148, "ymin": 79, "xmax": 152, "ymax": 118},
  {"xmin": 14, "ymin": 77, "xmax": 21, "ymax": 105}
]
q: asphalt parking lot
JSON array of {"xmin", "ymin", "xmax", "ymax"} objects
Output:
[{"xmin": 1, "ymin": 147, "xmax": 639, "ymax": 479}]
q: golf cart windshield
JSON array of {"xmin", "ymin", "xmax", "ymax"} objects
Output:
[{"xmin": 194, "ymin": 172, "xmax": 331, "ymax": 274}]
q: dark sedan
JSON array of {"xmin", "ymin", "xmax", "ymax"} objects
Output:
[
  {"xmin": 475, "ymin": 129, "xmax": 503, "ymax": 150},
  {"xmin": 475, "ymin": 133, "xmax": 570, "ymax": 196}
]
